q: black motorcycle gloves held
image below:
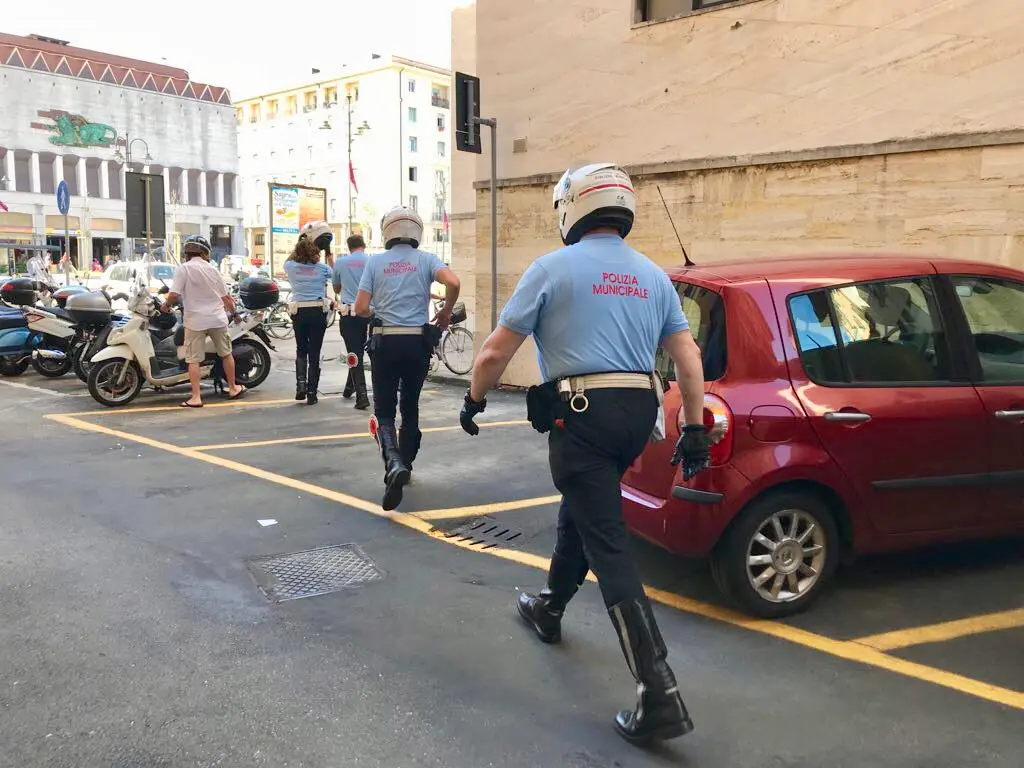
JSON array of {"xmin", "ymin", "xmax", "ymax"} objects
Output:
[
  {"xmin": 671, "ymin": 424, "xmax": 711, "ymax": 481},
  {"xmin": 460, "ymin": 389, "xmax": 487, "ymax": 436}
]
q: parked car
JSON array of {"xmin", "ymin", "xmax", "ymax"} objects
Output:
[
  {"xmin": 622, "ymin": 254, "xmax": 1024, "ymax": 618},
  {"xmin": 94, "ymin": 261, "xmax": 177, "ymax": 303}
]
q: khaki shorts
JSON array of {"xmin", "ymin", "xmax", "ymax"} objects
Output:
[{"xmin": 184, "ymin": 327, "xmax": 232, "ymax": 364}]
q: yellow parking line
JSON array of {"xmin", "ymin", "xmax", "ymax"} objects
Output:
[
  {"xmin": 43, "ymin": 413, "xmax": 1024, "ymax": 713},
  {"xmin": 855, "ymin": 608, "xmax": 1024, "ymax": 651},
  {"xmin": 63, "ymin": 397, "xmax": 302, "ymax": 417},
  {"xmin": 189, "ymin": 419, "xmax": 529, "ymax": 451},
  {"xmin": 415, "ymin": 495, "xmax": 562, "ymax": 521}
]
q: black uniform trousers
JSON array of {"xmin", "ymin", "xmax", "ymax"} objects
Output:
[
  {"xmin": 293, "ymin": 307, "xmax": 327, "ymax": 380},
  {"xmin": 340, "ymin": 314, "xmax": 370, "ymax": 385},
  {"xmin": 547, "ymin": 388, "xmax": 658, "ymax": 609},
  {"xmin": 369, "ymin": 334, "xmax": 429, "ymax": 428}
]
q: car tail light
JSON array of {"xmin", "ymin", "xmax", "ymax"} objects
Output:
[{"xmin": 678, "ymin": 393, "xmax": 734, "ymax": 466}]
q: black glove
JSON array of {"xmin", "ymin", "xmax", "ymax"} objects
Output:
[
  {"xmin": 460, "ymin": 390, "xmax": 487, "ymax": 436},
  {"xmin": 671, "ymin": 424, "xmax": 711, "ymax": 481}
]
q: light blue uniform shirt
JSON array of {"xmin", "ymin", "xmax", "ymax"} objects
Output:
[
  {"xmin": 499, "ymin": 233, "xmax": 688, "ymax": 382},
  {"xmin": 332, "ymin": 251, "xmax": 369, "ymax": 305},
  {"xmin": 283, "ymin": 260, "xmax": 331, "ymax": 302},
  {"xmin": 357, "ymin": 245, "xmax": 444, "ymax": 326}
]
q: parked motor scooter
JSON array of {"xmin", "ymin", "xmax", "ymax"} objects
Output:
[
  {"xmin": 0, "ymin": 278, "xmax": 79, "ymax": 377},
  {"xmin": 84, "ymin": 284, "xmax": 276, "ymax": 407}
]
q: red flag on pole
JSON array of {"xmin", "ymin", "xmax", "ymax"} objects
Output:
[
  {"xmin": 443, "ymin": 210, "xmax": 449, "ymax": 233},
  {"xmin": 349, "ymin": 161, "xmax": 359, "ymax": 195},
  {"xmin": 0, "ymin": 199, "xmax": 8, "ymax": 213}
]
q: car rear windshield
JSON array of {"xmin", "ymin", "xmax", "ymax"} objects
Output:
[
  {"xmin": 655, "ymin": 281, "xmax": 727, "ymax": 382},
  {"xmin": 151, "ymin": 264, "xmax": 175, "ymax": 280}
]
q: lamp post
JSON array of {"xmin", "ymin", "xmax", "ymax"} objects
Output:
[
  {"xmin": 112, "ymin": 135, "xmax": 154, "ymax": 259},
  {"xmin": 320, "ymin": 96, "xmax": 370, "ymax": 238}
]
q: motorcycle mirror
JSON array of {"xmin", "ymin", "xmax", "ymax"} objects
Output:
[{"xmin": 158, "ymin": 286, "xmax": 169, "ymax": 295}]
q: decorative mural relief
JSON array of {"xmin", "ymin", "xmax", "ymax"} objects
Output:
[{"xmin": 30, "ymin": 109, "xmax": 118, "ymax": 148}]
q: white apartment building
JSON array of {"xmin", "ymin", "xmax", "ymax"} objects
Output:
[
  {"xmin": 235, "ymin": 55, "xmax": 452, "ymax": 268},
  {"xmin": 0, "ymin": 32, "xmax": 243, "ymax": 269}
]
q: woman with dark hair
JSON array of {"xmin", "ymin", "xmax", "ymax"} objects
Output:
[{"xmin": 284, "ymin": 221, "xmax": 334, "ymax": 405}]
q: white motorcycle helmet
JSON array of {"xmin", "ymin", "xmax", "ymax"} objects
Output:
[
  {"xmin": 299, "ymin": 220, "xmax": 334, "ymax": 252},
  {"xmin": 381, "ymin": 206, "xmax": 423, "ymax": 249},
  {"xmin": 553, "ymin": 163, "xmax": 636, "ymax": 245}
]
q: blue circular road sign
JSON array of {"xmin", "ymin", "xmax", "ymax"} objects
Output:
[{"xmin": 56, "ymin": 180, "xmax": 70, "ymax": 216}]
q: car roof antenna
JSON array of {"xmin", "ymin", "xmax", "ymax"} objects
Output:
[{"xmin": 657, "ymin": 185, "xmax": 695, "ymax": 267}]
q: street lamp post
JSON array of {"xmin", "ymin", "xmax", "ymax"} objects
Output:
[
  {"xmin": 321, "ymin": 99, "xmax": 369, "ymax": 241},
  {"xmin": 113, "ymin": 135, "xmax": 154, "ymax": 259}
]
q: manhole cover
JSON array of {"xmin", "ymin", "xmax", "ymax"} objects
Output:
[
  {"xmin": 437, "ymin": 516, "xmax": 525, "ymax": 550},
  {"xmin": 247, "ymin": 543, "xmax": 384, "ymax": 602}
]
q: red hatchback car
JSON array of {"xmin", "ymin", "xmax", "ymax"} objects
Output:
[{"xmin": 621, "ymin": 254, "xmax": 1024, "ymax": 618}]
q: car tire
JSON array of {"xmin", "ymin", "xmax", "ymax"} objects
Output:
[{"xmin": 712, "ymin": 490, "xmax": 840, "ymax": 619}]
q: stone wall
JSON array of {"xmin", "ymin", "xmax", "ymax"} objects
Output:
[{"xmin": 479, "ymin": 138, "xmax": 1024, "ymax": 387}]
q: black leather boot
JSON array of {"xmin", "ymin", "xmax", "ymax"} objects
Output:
[
  {"xmin": 353, "ymin": 365, "xmax": 370, "ymax": 411},
  {"xmin": 608, "ymin": 597, "xmax": 694, "ymax": 745},
  {"xmin": 516, "ymin": 553, "xmax": 588, "ymax": 644},
  {"xmin": 398, "ymin": 427, "xmax": 422, "ymax": 473},
  {"xmin": 342, "ymin": 369, "xmax": 354, "ymax": 399},
  {"xmin": 295, "ymin": 353, "xmax": 307, "ymax": 401},
  {"xmin": 306, "ymin": 364, "xmax": 320, "ymax": 405},
  {"xmin": 377, "ymin": 420, "xmax": 410, "ymax": 511}
]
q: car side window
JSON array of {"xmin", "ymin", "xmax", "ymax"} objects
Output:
[
  {"xmin": 655, "ymin": 281, "xmax": 727, "ymax": 383},
  {"xmin": 111, "ymin": 265, "xmax": 126, "ymax": 282},
  {"xmin": 952, "ymin": 276, "xmax": 1024, "ymax": 383},
  {"xmin": 791, "ymin": 278, "xmax": 951, "ymax": 384}
]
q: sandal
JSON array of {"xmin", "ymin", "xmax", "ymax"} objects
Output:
[
  {"xmin": 227, "ymin": 387, "xmax": 247, "ymax": 400},
  {"xmin": 180, "ymin": 401, "xmax": 203, "ymax": 408}
]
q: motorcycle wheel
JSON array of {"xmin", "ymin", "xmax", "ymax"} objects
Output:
[
  {"xmin": 72, "ymin": 343, "xmax": 92, "ymax": 383},
  {"xmin": 0, "ymin": 357, "xmax": 30, "ymax": 377},
  {"xmin": 233, "ymin": 339, "xmax": 271, "ymax": 389},
  {"xmin": 32, "ymin": 349, "xmax": 73, "ymax": 378},
  {"xmin": 87, "ymin": 358, "xmax": 144, "ymax": 407}
]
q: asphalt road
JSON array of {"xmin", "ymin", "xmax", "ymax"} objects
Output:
[{"xmin": 0, "ymin": 354, "xmax": 1021, "ymax": 768}]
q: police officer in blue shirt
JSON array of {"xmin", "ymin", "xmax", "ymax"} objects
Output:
[
  {"xmin": 333, "ymin": 234, "xmax": 372, "ymax": 410},
  {"xmin": 354, "ymin": 206, "xmax": 462, "ymax": 511},
  {"xmin": 284, "ymin": 221, "xmax": 335, "ymax": 405},
  {"xmin": 460, "ymin": 163, "xmax": 711, "ymax": 746}
]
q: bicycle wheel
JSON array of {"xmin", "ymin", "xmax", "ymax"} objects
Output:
[
  {"xmin": 265, "ymin": 303, "xmax": 294, "ymax": 339},
  {"xmin": 441, "ymin": 326, "xmax": 474, "ymax": 375}
]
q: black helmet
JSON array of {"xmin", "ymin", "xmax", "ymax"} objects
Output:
[{"xmin": 183, "ymin": 235, "xmax": 212, "ymax": 258}]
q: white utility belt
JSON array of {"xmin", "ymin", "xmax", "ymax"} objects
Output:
[
  {"xmin": 289, "ymin": 299, "xmax": 331, "ymax": 314},
  {"xmin": 370, "ymin": 325, "xmax": 423, "ymax": 336},
  {"xmin": 556, "ymin": 372, "xmax": 664, "ymax": 414}
]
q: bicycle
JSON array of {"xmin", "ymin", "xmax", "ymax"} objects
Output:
[{"xmin": 429, "ymin": 300, "xmax": 474, "ymax": 376}]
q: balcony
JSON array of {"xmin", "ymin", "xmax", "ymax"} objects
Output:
[
  {"xmin": 302, "ymin": 104, "xmax": 317, "ymax": 113},
  {"xmin": 431, "ymin": 95, "xmax": 450, "ymax": 109}
]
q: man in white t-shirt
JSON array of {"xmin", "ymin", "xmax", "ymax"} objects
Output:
[{"xmin": 161, "ymin": 235, "xmax": 244, "ymax": 407}]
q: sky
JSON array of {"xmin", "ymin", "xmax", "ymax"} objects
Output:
[{"xmin": 5, "ymin": 0, "xmax": 469, "ymax": 97}]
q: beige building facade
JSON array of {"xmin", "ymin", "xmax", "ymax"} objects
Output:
[{"xmin": 452, "ymin": 0, "xmax": 1024, "ymax": 387}]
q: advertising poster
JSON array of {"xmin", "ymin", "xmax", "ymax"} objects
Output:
[{"xmin": 269, "ymin": 184, "xmax": 327, "ymax": 274}]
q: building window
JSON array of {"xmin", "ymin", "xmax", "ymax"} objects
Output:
[
  {"xmin": 436, "ymin": 113, "xmax": 446, "ymax": 131},
  {"xmin": 433, "ymin": 197, "xmax": 445, "ymax": 220},
  {"xmin": 407, "ymin": 78, "xmax": 416, "ymax": 93},
  {"xmin": 324, "ymin": 87, "xmax": 338, "ymax": 106},
  {"xmin": 249, "ymin": 104, "xmax": 260, "ymax": 123},
  {"xmin": 636, "ymin": 0, "xmax": 740, "ymax": 23},
  {"xmin": 286, "ymin": 95, "xmax": 298, "ymax": 116},
  {"xmin": 408, "ymin": 107, "xmax": 417, "ymax": 123},
  {"xmin": 303, "ymin": 91, "xmax": 317, "ymax": 112},
  {"xmin": 267, "ymin": 99, "xmax": 278, "ymax": 119},
  {"xmin": 431, "ymin": 85, "xmax": 450, "ymax": 109},
  {"xmin": 437, "ymin": 141, "xmax": 446, "ymax": 157},
  {"xmin": 235, "ymin": 108, "xmax": 243, "ymax": 125},
  {"xmin": 255, "ymin": 233, "xmax": 265, "ymax": 246},
  {"xmin": 409, "ymin": 136, "xmax": 418, "ymax": 153},
  {"xmin": 408, "ymin": 195, "xmax": 418, "ymax": 212},
  {"xmin": 346, "ymin": 83, "xmax": 359, "ymax": 102},
  {"xmin": 408, "ymin": 167, "xmax": 418, "ymax": 182},
  {"xmin": 434, "ymin": 228, "xmax": 449, "ymax": 243}
]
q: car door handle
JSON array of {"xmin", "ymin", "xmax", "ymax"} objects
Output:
[
  {"xmin": 824, "ymin": 411, "xmax": 872, "ymax": 423},
  {"xmin": 994, "ymin": 409, "xmax": 1024, "ymax": 420}
]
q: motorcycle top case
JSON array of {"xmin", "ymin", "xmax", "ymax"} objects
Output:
[
  {"xmin": 53, "ymin": 285, "xmax": 90, "ymax": 309},
  {"xmin": 238, "ymin": 276, "xmax": 279, "ymax": 310},
  {"xmin": 1, "ymin": 278, "xmax": 37, "ymax": 307},
  {"xmin": 65, "ymin": 291, "xmax": 113, "ymax": 326}
]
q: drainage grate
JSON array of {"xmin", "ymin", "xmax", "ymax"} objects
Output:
[
  {"xmin": 247, "ymin": 543, "xmax": 384, "ymax": 602},
  {"xmin": 437, "ymin": 516, "xmax": 525, "ymax": 551}
]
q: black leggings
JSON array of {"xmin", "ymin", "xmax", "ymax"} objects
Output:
[{"xmin": 293, "ymin": 307, "xmax": 327, "ymax": 380}]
